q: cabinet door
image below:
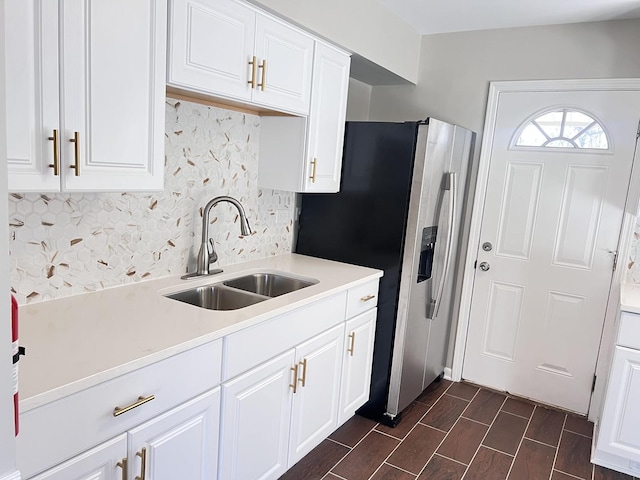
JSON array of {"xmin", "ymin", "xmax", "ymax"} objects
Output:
[
  {"xmin": 5, "ymin": 0, "xmax": 60, "ymax": 192},
  {"xmin": 30, "ymin": 434, "xmax": 127, "ymax": 480},
  {"xmin": 60, "ymin": 0, "xmax": 166, "ymax": 192},
  {"xmin": 597, "ymin": 346, "xmax": 640, "ymax": 462},
  {"xmin": 127, "ymin": 388, "xmax": 220, "ymax": 480},
  {"xmin": 168, "ymin": 0, "xmax": 255, "ymax": 101},
  {"xmin": 304, "ymin": 43, "xmax": 350, "ymax": 193},
  {"xmin": 220, "ymin": 350, "xmax": 295, "ymax": 480},
  {"xmin": 339, "ymin": 309, "xmax": 377, "ymax": 425},
  {"xmin": 289, "ymin": 324, "xmax": 344, "ymax": 466},
  {"xmin": 253, "ymin": 15, "xmax": 313, "ymax": 115}
]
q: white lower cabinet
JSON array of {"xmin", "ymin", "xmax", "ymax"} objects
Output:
[
  {"xmin": 30, "ymin": 389, "xmax": 221, "ymax": 480},
  {"xmin": 30, "ymin": 435, "xmax": 127, "ymax": 480},
  {"xmin": 339, "ymin": 309, "xmax": 377, "ymax": 425},
  {"xmin": 219, "ymin": 324, "xmax": 345, "ymax": 479},
  {"xmin": 289, "ymin": 324, "xmax": 344, "ymax": 465},
  {"xmin": 220, "ymin": 350, "xmax": 296, "ymax": 480},
  {"xmin": 127, "ymin": 388, "xmax": 221, "ymax": 480},
  {"xmin": 594, "ymin": 311, "xmax": 640, "ymax": 477}
]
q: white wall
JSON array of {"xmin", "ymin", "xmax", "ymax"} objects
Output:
[
  {"xmin": 369, "ymin": 18, "xmax": 640, "ymax": 138},
  {"xmin": 252, "ymin": 0, "xmax": 421, "ymax": 84},
  {"xmin": 0, "ymin": 0, "xmax": 19, "ymax": 475},
  {"xmin": 346, "ymin": 78, "xmax": 372, "ymax": 121}
]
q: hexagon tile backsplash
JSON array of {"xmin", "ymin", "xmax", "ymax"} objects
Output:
[{"xmin": 9, "ymin": 99, "xmax": 295, "ymax": 305}]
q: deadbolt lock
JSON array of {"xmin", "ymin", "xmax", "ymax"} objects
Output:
[{"xmin": 482, "ymin": 242, "xmax": 493, "ymax": 252}]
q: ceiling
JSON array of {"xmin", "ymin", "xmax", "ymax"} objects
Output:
[{"xmin": 378, "ymin": 0, "xmax": 640, "ymax": 35}]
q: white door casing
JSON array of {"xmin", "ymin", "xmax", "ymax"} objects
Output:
[{"xmin": 459, "ymin": 82, "xmax": 640, "ymax": 414}]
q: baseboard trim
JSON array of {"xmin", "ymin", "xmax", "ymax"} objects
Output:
[
  {"xmin": 443, "ymin": 367, "xmax": 453, "ymax": 381},
  {"xmin": 0, "ymin": 470, "xmax": 20, "ymax": 480}
]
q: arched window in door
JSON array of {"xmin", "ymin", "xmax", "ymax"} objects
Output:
[{"xmin": 512, "ymin": 108, "xmax": 610, "ymax": 150}]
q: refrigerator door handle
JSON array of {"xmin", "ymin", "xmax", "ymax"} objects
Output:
[{"xmin": 430, "ymin": 172, "xmax": 457, "ymax": 318}]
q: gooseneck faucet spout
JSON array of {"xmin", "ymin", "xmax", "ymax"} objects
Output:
[{"xmin": 182, "ymin": 196, "xmax": 253, "ymax": 279}]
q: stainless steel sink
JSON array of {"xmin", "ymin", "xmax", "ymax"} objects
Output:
[
  {"xmin": 223, "ymin": 273, "xmax": 317, "ymax": 297},
  {"xmin": 165, "ymin": 284, "xmax": 268, "ymax": 311}
]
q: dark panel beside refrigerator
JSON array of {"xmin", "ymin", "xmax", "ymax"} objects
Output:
[{"xmin": 296, "ymin": 121, "xmax": 420, "ymax": 420}]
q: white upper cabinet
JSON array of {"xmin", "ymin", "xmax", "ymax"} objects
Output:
[
  {"xmin": 168, "ymin": 0, "xmax": 313, "ymax": 115},
  {"xmin": 258, "ymin": 42, "xmax": 351, "ymax": 193},
  {"xmin": 167, "ymin": 0, "xmax": 255, "ymax": 102},
  {"xmin": 5, "ymin": 0, "xmax": 167, "ymax": 193},
  {"xmin": 253, "ymin": 15, "xmax": 313, "ymax": 114},
  {"xmin": 303, "ymin": 42, "xmax": 350, "ymax": 193}
]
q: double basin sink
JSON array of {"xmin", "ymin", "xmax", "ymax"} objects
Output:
[{"xmin": 165, "ymin": 272, "xmax": 318, "ymax": 311}]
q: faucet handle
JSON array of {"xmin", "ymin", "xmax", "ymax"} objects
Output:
[{"xmin": 208, "ymin": 238, "xmax": 218, "ymax": 264}]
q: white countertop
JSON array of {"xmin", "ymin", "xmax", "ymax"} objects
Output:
[
  {"xmin": 18, "ymin": 254, "xmax": 382, "ymax": 411},
  {"xmin": 620, "ymin": 283, "xmax": 640, "ymax": 315}
]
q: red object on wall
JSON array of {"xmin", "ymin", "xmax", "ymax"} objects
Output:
[{"xmin": 11, "ymin": 294, "xmax": 18, "ymax": 436}]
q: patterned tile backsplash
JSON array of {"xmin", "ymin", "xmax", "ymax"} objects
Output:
[{"xmin": 9, "ymin": 99, "xmax": 295, "ymax": 305}]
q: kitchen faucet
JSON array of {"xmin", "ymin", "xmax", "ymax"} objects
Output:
[{"xmin": 182, "ymin": 196, "xmax": 253, "ymax": 279}]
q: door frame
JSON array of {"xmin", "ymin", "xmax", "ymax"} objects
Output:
[{"xmin": 451, "ymin": 79, "xmax": 640, "ymax": 420}]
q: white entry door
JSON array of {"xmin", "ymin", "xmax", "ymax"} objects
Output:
[{"xmin": 463, "ymin": 85, "xmax": 640, "ymax": 414}]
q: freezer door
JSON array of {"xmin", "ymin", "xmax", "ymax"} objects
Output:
[{"xmin": 387, "ymin": 120, "xmax": 473, "ymax": 417}]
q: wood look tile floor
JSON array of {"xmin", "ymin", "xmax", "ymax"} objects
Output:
[{"xmin": 280, "ymin": 380, "xmax": 639, "ymax": 480}]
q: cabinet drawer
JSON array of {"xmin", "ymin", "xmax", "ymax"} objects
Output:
[
  {"xmin": 346, "ymin": 280, "xmax": 379, "ymax": 319},
  {"xmin": 223, "ymin": 292, "xmax": 346, "ymax": 380},
  {"xmin": 18, "ymin": 339, "xmax": 223, "ymax": 478},
  {"xmin": 618, "ymin": 312, "xmax": 640, "ymax": 350}
]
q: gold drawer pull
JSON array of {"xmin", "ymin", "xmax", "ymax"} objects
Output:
[
  {"xmin": 116, "ymin": 457, "xmax": 128, "ymax": 480},
  {"xmin": 248, "ymin": 56, "xmax": 257, "ymax": 88},
  {"xmin": 299, "ymin": 359, "xmax": 307, "ymax": 387},
  {"xmin": 69, "ymin": 131, "xmax": 80, "ymax": 176},
  {"xmin": 290, "ymin": 364, "xmax": 299, "ymax": 393},
  {"xmin": 47, "ymin": 129, "xmax": 59, "ymax": 175},
  {"xmin": 348, "ymin": 332, "xmax": 356, "ymax": 356},
  {"xmin": 309, "ymin": 158, "xmax": 317, "ymax": 182},
  {"xmin": 258, "ymin": 59, "xmax": 266, "ymax": 91},
  {"xmin": 135, "ymin": 448, "xmax": 147, "ymax": 480},
  {"xmin": 360, "ymin": 294, "xmax": 376, "ymax": 302},
  {"xmin": 113, "ymin": 394, "xmax": 155, "ymax": 417}
]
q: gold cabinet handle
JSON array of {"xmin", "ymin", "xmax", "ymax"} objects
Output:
[
  {"xmin": 116, "ymin": 457, "xmax": 128, "ymax": 480},
  {"xmin": 47, "ymin": 129, "xmax": 59, "ymax": 175},
  {"xmin": 135, "ymin": 448, "xmax": 146, "ymax": 480},
  {"xmin": 309, "ymin": 158, "xmax": 317, "ymax": 183},
  {"xmin": 69, "ymin": 131, "xmax": 80, "ymax": 176},
  {"xmin": 290, "ymin": 363, "xmax": 299, "ymax": 393},
  {"xmin": 360, "ymin": 294, "xmax": 376, "ymax": 302},
  {"xmin": 298, "ymin": 359, "xmax": 307, "ymax": 387},
  {"xmin": 257, "ymin": 59, "xmax": 266, "ymax": 91},
  {"xmin": 113, "ymin": 394, "xmax": 155, "ymax": 417},
  {"xmin": 248, "ymin": 56, "xmax": 257, "ymax": 89},
  {"xmin": 348, "ymin": 332, "xmax": 356, "ymax": 357}
]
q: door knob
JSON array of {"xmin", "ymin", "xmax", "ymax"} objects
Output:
[{"xmin": 479, "ymin": 262, "xmax": 490, "ymax": 271}]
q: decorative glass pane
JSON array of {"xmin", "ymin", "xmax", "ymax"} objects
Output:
[
  {"xmin": 514, "ymin": 109, "xmax": 609, "ymax": 150},
  {"xmin": 535, "ymin": 111, "xmax": 564, "ymax": 138},
  {"xmin": 516, "ymin": 124, "xmax": 547, "ymax": 146},
  {"xmin": 563, "ymin": 111, "xmax": 594, "ymax": 138},
  {"xmin": 575, "ymin": 123, "xmax": 608, "ymax": 149}
]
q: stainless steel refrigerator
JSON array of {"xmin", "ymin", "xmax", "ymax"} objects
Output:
[{"xmin": 295, "ymin": 119, "xmax": 474, "ymax": 424}]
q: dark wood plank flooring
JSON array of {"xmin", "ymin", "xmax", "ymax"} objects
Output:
[{"xmin": 279, "ymin": 380, "xmax": 639, "ymax": 480}]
